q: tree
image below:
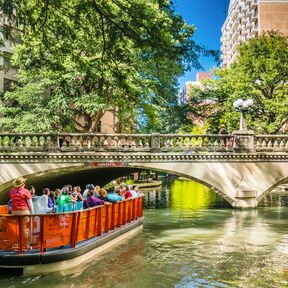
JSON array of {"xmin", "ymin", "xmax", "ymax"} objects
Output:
[
  {"xmin": 189, "ymin": 32, "xmax": 288, "ymax": 134},
  {"xmin": 0, "ymin": 0, "xmax": 210, "ymax": 133}
]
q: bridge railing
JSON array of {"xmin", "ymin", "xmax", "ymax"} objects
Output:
[
  {"xmin": 0, "ymin": 197, "xmax": 143, "ymax": 255},
  {"xmin": 255, "ymin": 135, "xmax": 288, "ymax": 152},
  {"xmin": 0, "ymin": 133, "xmax": 235, "ymax": 153},
  {"xmin": 0, "ymin": 133, "xmax": 287, "ymax": 153}
]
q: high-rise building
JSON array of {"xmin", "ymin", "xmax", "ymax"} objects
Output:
[
  {"xmin": 221, "ymin": 0, "xmax": 288, "ymax": 66},
  {"xmin": 178, "ymin": 72, "xmax": 212, "ymax": 105}
]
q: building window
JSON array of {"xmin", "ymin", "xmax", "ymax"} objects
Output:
[
  {"xmin": 3, "ymin": 78, "xmax": 17, "ymax": 92},
  {"xmin": 3, "ymin": 52, "xmax": 13, "ymax": 65}
]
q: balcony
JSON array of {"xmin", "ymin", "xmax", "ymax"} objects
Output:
[
  {"xmin": 252, "ymin": 0, "xmax": 258, "ymax": 8},
  {"xmin": 242, "ymin": 29, "xmax": 248, "ymax": 36},
  {"xmin": 251, "ymin": 8, "xmax": 258, "ymax": 21}
]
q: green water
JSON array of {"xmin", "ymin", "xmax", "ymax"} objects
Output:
[{"xmin": 2, "ymin": 180, "xmax": 288, "ymax": 288}]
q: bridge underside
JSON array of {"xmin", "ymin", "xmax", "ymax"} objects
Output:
[{"xmin": 0, "ymin": 158, "xmax": 287, "ymax": 208}]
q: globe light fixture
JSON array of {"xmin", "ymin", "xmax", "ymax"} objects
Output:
[{"xmin": 233, "ymin": 98, "xmax": 253, "ymax": 130}]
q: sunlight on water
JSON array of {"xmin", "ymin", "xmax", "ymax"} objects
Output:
[
  {"xmin": 1, "ymin": 179, "xmax": 288, "ymax": 288},
  {"xmin": 170, "ymin": 180, "xmax": 218, "ymax": 210}
]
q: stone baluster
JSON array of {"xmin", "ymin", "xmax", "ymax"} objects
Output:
[
  {"xmin": 131, "ymin": 138, "xmax": 136, "ymax": 150},
  {"xmin": 138, "ymin": 138, "xmax": 143, "ymax": 149},
  {"xmin": 285, "ymin": 139, "xmax": 288, "ymax": 151},
  {"xmin": 194, "ymin": 137, "xmax": 200, "ymax": 151},
  {"xmin": 279, "ymin": 139, "xmax": 285, "ymax": 151},
  {"xmin": 267, "ymin": 139, "xmax": 273, "ymax": 150},
  {"xmin": 144, "ymin": 137, "xmax": 151, "ymax": 151}
]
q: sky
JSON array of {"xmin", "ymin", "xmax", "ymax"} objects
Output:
[{"xmin": 174, "ymin": 0, "xmax": 229, "ymax": 87}]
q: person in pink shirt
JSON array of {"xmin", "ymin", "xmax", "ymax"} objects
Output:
[
  {"xmin": 124, "ymin": 185, "xmax": 133, "ymax": 199},
  {"xmin": 9, "ymin": 177, "xmax": 34, "ymax": 215}
]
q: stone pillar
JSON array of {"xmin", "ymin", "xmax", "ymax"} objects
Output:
[
  {"xmin": 234, "ymin": 188, "xmax": 258, "ymax": 209},
  {"xmin": 50, "ymin": 132, "xmax": 60, "ymax": 152},
  {"xmin": 233, "ymin": 129, "xmax": 255, "ymax": 153},
  {"xmin": 151, "ymin": 133, "xmax": 161, "ymax": 153}
]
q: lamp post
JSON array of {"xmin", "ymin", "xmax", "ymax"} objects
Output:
[
  {"xmin": 232, "ymin": 98, "xmax": 254, "ymax": 153},
  {"xmin": 233, "ymin": 98, "xmax": 253, "ymax": 131}
]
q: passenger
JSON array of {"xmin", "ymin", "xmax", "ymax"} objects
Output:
[
  {"xmin": 130, "ymin": 185, "xmax": 139, "ymax": 197},
  {"xmin": 106, "ymin": 186, "xmax": 124, "ymax": 203},
  {"xmin": 43, "ymin": 188, "xmax": 54, "ymax": 213},
  {"xmin": 124, "ymin": 185, "xmax": 133, "ymax": 199},
  {"xmin": 57, "ymin": 186, "xmax": 76, "ymax": 205},
  {"xmin": 73, "ymin": 186, "xmax": 84, "ymax": 201},
  {"xmin": 94, "ymin": 186, "xmax": 101, "ymax": 197},
  {"xmin": 65, "ymin": 184, "xmax": 77, "ymax": 201},
  {"xmin": 49, "ymin": 191, "xmax": 57, "ymax": 208},
  {"xmin": 69, "ymin": 186, "xmax": 77, "ymax": 202},
  {"xmin": 83, "ymin": 184, "xmax": 94, "ymax": 199},
  {"xmin": 83, "ymin": 190, "xmax": 109, "ymax": 209},
  {"xmin": 54, "ymin": 188, "xmax": 61, "ymax": 200},
  {"xmin": 28, "ymin": 186, "xmax": 36, "ymax": 197},
  {"xmin": 9, "ymin": 177, "xmax": 34, "ymax": 215},
  {"xmin": 98, "ymin": 188, "xmax": 109, "ymax": 201},
  {"xmin": 67, "ymin": 184, "xmax": 73, "ymax": 194}
]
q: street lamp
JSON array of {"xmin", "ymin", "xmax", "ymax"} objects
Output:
[{"xmin": 233, "ymin": 98, "xmax": 253, "ymax": 131}]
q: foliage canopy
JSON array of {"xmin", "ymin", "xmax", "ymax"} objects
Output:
[
  {"xmin": 0, "ymin": 0, "xmax": 213, "ymax": 133},
  {"xmin": 189, "ymin": 32, "xmax": 288, "ymax": 134}
]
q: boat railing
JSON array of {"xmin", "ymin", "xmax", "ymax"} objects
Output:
[{"xmin": 0, "ymin": 197, "xmax": 143, "ymax": 255}]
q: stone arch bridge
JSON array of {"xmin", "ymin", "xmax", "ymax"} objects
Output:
[{"xmin": 0, "ymin": 132, "xmax": 287, "ymax": 208}]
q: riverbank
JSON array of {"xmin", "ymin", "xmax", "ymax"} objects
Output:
[{"xmin": 136, "ymin": 181, "xmax": 162, "ymax": 189}]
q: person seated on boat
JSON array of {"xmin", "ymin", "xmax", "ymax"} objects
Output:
[
  {"xmin": 98, "ymin": 188, "xmax": 109, "ymax": 201},
  {"xmin": 28, "ymin": 185, "xmax": 36, "ymax": 198},
  {"xmin": 124, "ymin": 185, "xmax": 133, "ymax": 199},
  {"xmin": 130, "ymin": 185, "xmax": 139, "ymax": 197},
  {"xmin": 65, "ymin": 184, "xmax": 77, "ymax": 202},
  {"xmin": 106, "ymin": 186, "xmax": 124, "ymax": 203},
  {"xmin": 83, "ymin": 184, "xmax": 94, "ymax": 199},
  {"xmin": 94, "ymin": 185, "xmax": 101, "ymax": 197},
  {"xmin": 57, "ymin": 186, "xmax": 76, "ymax": 205},
  {"xmin": 43, "ymin": 188, "xmax": 54, "ymax": 213},
  {"xmin": 9, "ymin": 177, "xmax": 34, "ymax": 215},
  {"xmin": 67, "ymin": 184, "xmax": 73, "ymax": 194},
  {"xmin": 54, "ymin": 188, "xmax": 61, "ymax": 200},
  {"xmin": 49, "ymin": 191, "xmax": 57, "ymax": 207},
  {"xmin": 72, "ymin": 186, "xmax": 84, "ymax": 201},
  {"xmin": 83, "ymin": 190, "xmax": 109, "ymax": 209}
]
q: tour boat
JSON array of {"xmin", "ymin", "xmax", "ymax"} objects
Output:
[{"xmin": 0, "ymin": 197, "xmax": 144, "ymax": 275}]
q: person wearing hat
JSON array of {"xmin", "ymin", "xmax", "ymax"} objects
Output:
[
  {"xmin": 82, "ymin": 184, "xmax": 95, "ymax": 199},
  {"xmin": 9, "ymin": 177, "xmax": 34, "ymax": 215}
]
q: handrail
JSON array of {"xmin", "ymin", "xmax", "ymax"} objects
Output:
[
  {"xmin": 0, "ymin": 132, "xmax": 286, "ymax": 153},
  {"xmin": 0, "ymin": 197, "xmax": 143, "ymax": 255},
  {"xmin": 0, "ymin": 133, "xmax": 235, "ymax": 153}
]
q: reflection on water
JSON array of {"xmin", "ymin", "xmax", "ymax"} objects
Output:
[
  {"xmin": 2, "ymin": 179, "xmax": 288, "ymax": 288},
  {"xmin": 143, "ymin": 179, "xmax": 231, "ymax": 210}
]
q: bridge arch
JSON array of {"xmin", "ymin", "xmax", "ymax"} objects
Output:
[
  {"xmin": 256, "ymin": 175, "xmax": 288, "ymax": 204},
  {"xmin": 125, "ymin": 163, "xmax": 235, "ymax": 206},
  {"xmin": 0, "ymin": 159, "xmax": 287, "ymax": 208},
  {"xmin": 0, "ymin": 162, "xmax": 235, "ymax": 206}
]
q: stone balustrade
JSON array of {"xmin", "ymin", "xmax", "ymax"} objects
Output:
[
  {"xmin": 0, "ymin": 133, "xmax": 286, "ymax": 153},
  {"xmin": 255, "ymin": 135, "xmax": 288, "ymax": 152}
]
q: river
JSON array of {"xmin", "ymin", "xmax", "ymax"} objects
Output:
[{"xmin": 1, "ymin": 179, "xmax": 288, "ymax": 288}]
